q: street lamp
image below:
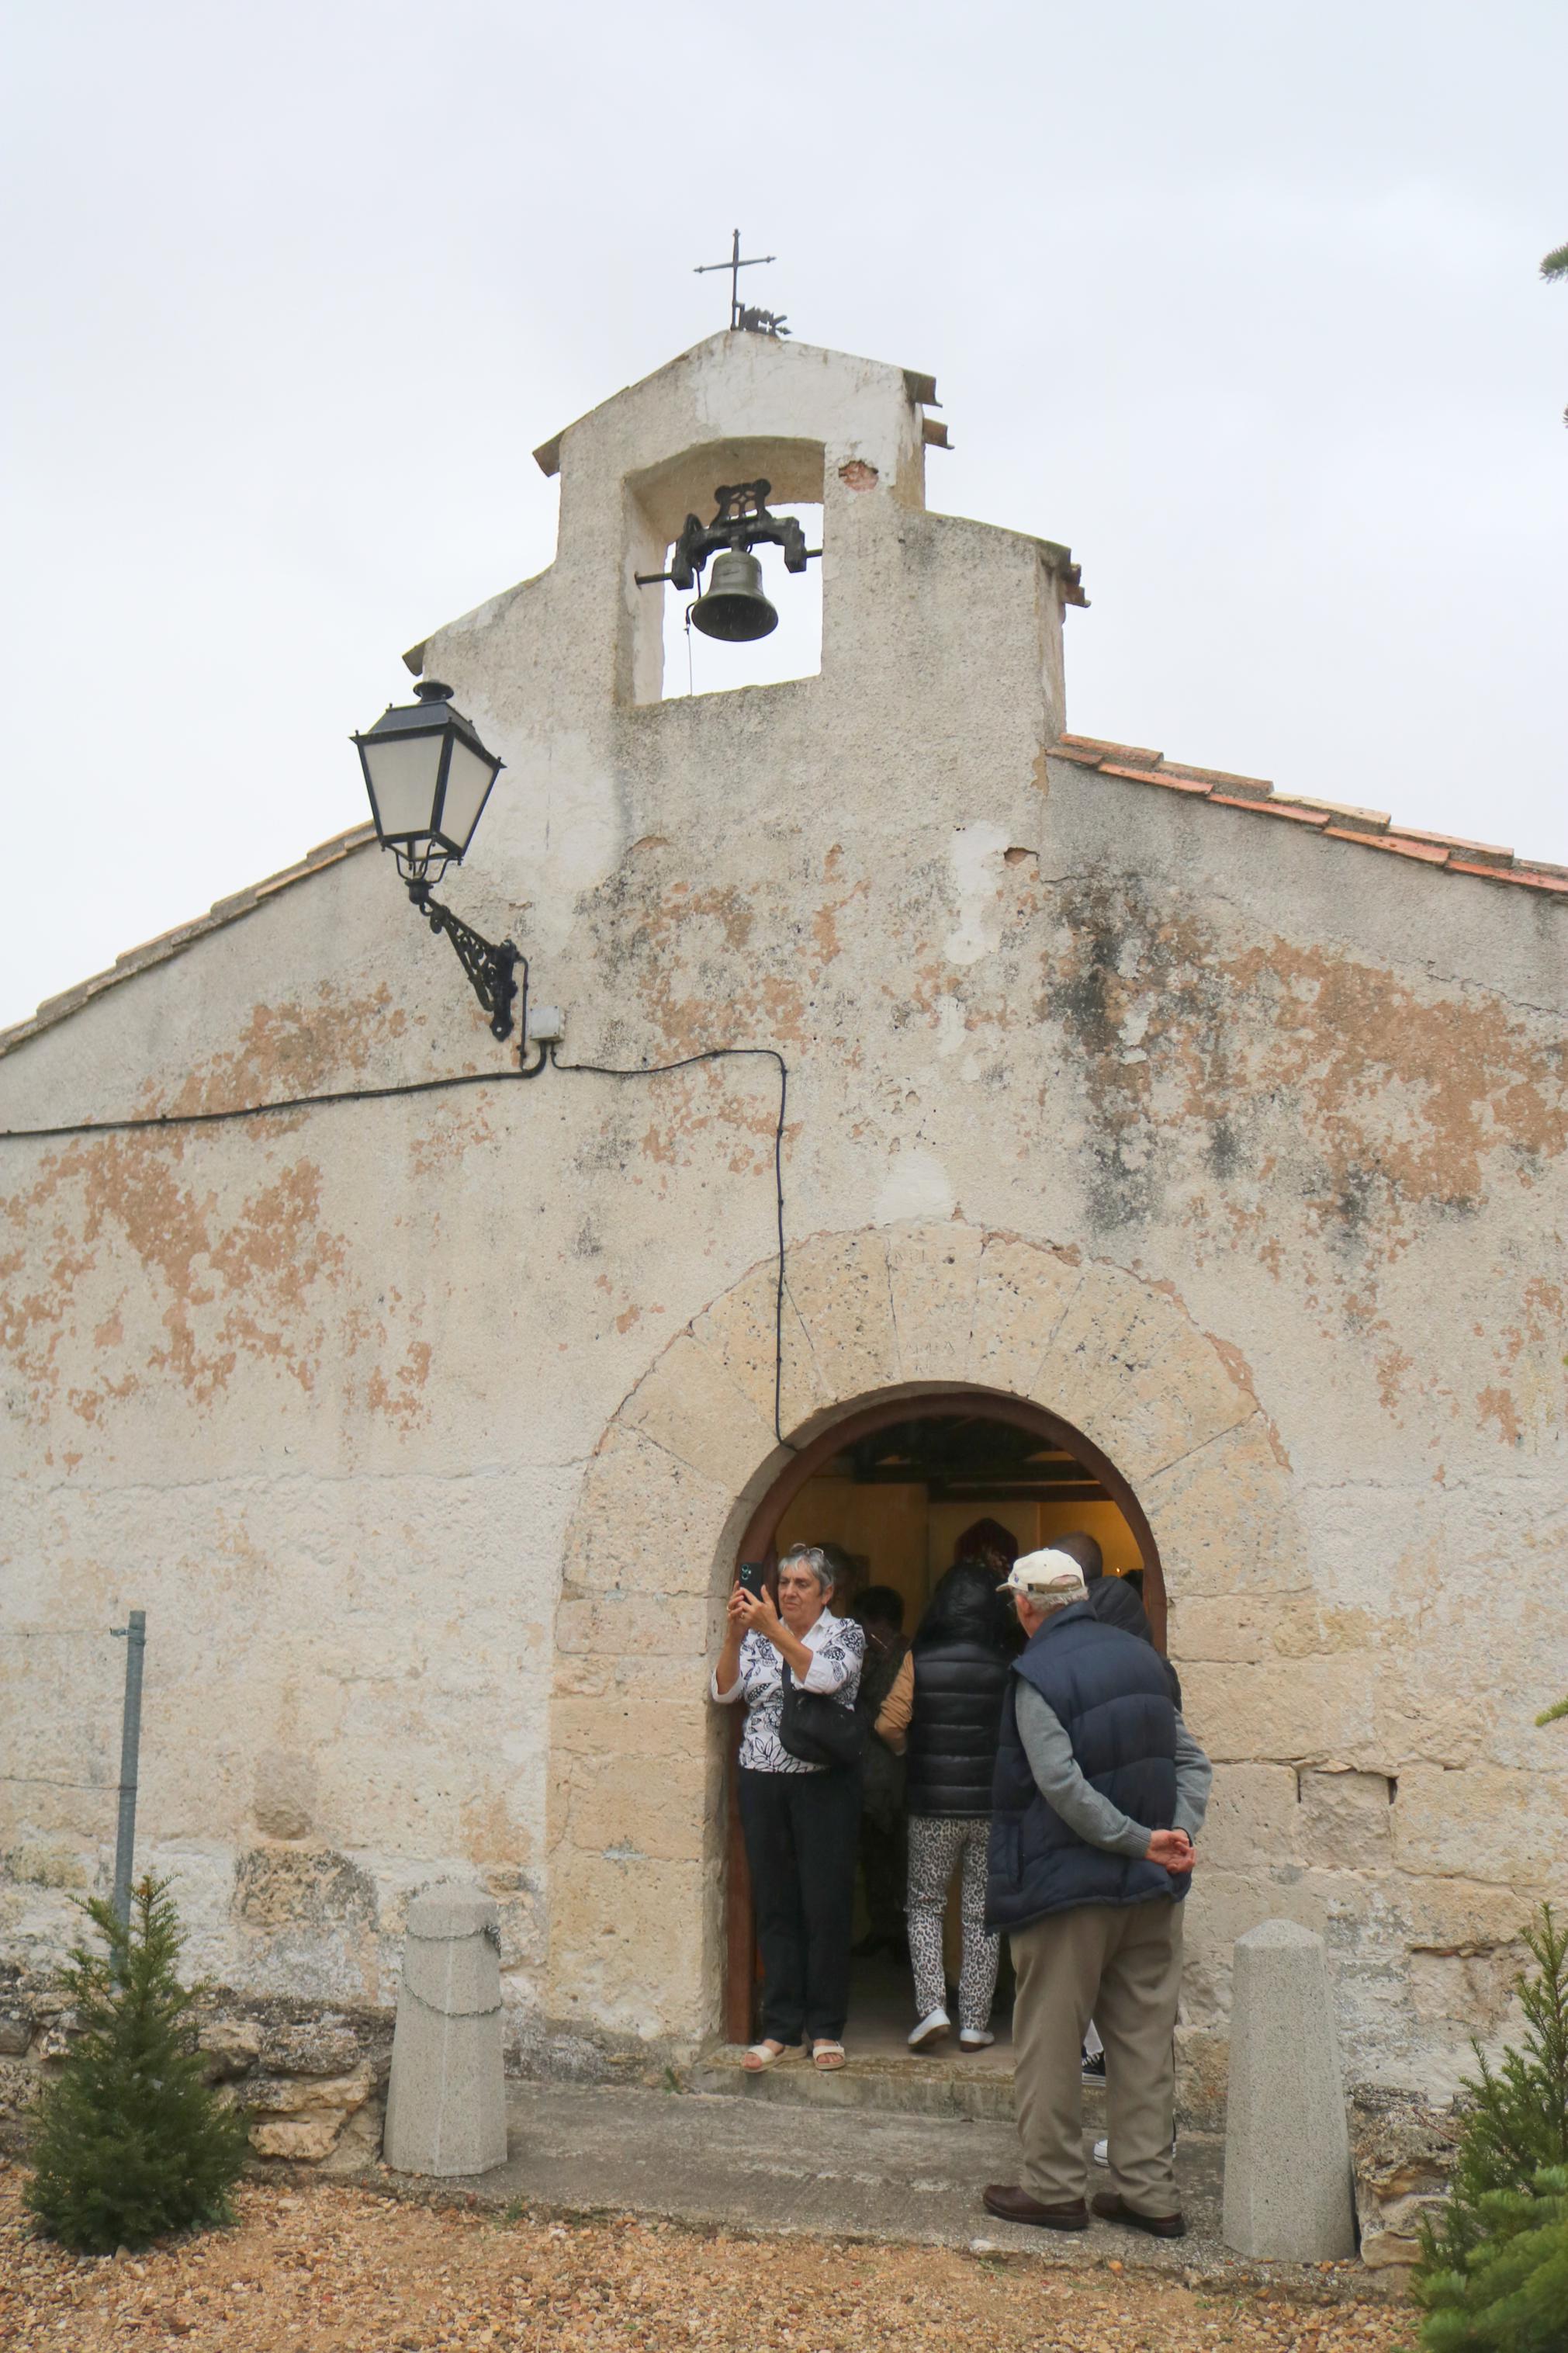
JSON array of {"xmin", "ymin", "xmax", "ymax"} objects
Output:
[{"xmin": 352, "ymin": 681, "xmax": 521, "ymax": 1044}]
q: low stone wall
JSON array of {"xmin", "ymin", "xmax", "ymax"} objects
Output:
[
  {"xmin": 0, "ymin": 1968, "xmax": 393, "ymax": 2175},
  {"xmin": 2, "ymin": 1957, "xmax": 1469, "ymax": 2268},
  {"xmin": 1348, "ymin": 2085, "xmax": 1463, "ymax": 2269}
]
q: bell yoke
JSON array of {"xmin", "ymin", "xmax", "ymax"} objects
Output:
[{"xmin": 635, "ymin": 479, "xmax": 821, "ymax": 643}]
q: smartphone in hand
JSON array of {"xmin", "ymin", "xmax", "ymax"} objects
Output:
[{"xmin": 736, "ymin": 1561, "xmax": 767, "ymax": 1601}]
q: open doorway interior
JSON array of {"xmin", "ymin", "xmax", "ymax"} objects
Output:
[{"xmin": 772, "ymin": 1409, "xmax": 1148, "ymax": 2061}]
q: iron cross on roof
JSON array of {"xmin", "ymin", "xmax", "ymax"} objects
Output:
[{"xmin": 694, "ymin": 229, "xmax": 790, "ymax": 338}]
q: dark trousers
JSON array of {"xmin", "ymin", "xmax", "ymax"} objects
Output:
[
  {"xmin": 859, "ymin": 1805, "xmax": 907, "ymax": 1944},
  {"xmin": 739, "ymin": 1765, "xmax": 861, "ymax": 2045}
]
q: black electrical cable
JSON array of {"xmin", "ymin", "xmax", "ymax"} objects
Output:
[
  {"xmin": 547, "ymin": 1041, "xmax": 792, "ymax": 1447},
  {"xmin": 0, "ymin": 1056, "xmax": 549, "ymax": 1145},
  {"xmin": 0, "ymin": 1034, "xmax": 794, "ymax": 1447}
]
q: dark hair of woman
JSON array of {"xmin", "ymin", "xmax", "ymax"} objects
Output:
[{"xmin": 912, "ymin": 1559, "xmax": 1015, "ymax": 1654}]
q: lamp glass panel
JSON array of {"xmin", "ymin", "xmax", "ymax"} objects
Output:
[
  {"xmin": 363, "ymin": 731, "xmax": 443, "ymax": 840},
  {"xmin": 438, "ymin": 736, "xmax": 500, "ymax": 855}
]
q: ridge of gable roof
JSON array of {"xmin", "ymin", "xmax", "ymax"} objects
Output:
[
  {"xmin": 1051, "ymin": 735, "xmax": 1568, "ymax": 899},
  {"xmin": 0, "ymin": 822, "xmax": 378, "ymax": 1062},
  {"xmin": 5, "ymin": 732, "xmax": 1557, "ymax": 1066}
]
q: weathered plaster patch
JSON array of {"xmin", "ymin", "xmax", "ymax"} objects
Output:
[
  {"xmin": 943, "ymin": 822, "xmax": 1012, "ymax": 966},
  {"xmin": 2, "ymin": 1138, "xmax": 351, "ymax": 1418},
  {"xmin": 874, "ymin": 1149, "xmax": 955, "ymax": 1224},
  {"xmin": 151, "ymin": 985, "xmax": 412, "ymax": 1121}
]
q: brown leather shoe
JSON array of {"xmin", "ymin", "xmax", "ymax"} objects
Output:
[
  {"xmin": 1092, "ymin": 2191, "xmax": 1186, "ymax": 2239},
  {"xmin": 981, "ymin": 2184, "xmax": 1089, "ymax": 2230}
]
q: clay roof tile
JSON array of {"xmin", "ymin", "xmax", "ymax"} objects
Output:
[
  {"xmin": 1325, "ymin": 827, "xmax": 1449, "ymax": 865},
  {"xmin": 0, "ymin": 823, "xmax": 377, "ymax": 1060},
  {"xmin": 1289, "ymin": 797, "xmax": 1391, "ymax": 834},
  {"xmin": 1052, "ymin": 733, "xmax": 1561, "ymax": 903},
  {"xmin": 1210, "ymin": 793, "xmax": 1331, "ymax": 828}
]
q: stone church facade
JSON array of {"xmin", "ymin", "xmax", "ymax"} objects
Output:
[{"xmin": 2, "ymin": 332, "xmax": 1565, "ymax": 2147}]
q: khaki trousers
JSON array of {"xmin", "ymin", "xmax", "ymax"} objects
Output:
[{"xmin": 1010, "ymin": 1897, "xmax": 1183, "ymax": 2212}]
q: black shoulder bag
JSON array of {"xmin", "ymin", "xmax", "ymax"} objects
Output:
[{"xmin": 778, "ymin": 1667, "xmax": 865, "ymax": 1770}]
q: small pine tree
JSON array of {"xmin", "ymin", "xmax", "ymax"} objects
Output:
[
  {"xmin": 1413, "ymin": 1906, "xmax": 1568, "ymax": 2347},
  {"xmin": 25, "ymin": 1876, "xmax": 250, "ymax": 2254},
  {"xmin": 1416, "ymin": 2168, "xmax": 1568, "ymax": 2351}
]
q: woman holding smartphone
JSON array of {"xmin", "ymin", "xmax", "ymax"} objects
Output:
[{"xmin": 710, "ymin": 1544, "xmax": 865, "ymax": 2071}]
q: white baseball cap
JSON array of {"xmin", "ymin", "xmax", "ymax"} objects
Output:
[{"xmin": 999, "ymin": 1547, "xmax": 1089, "ymax": 1605}]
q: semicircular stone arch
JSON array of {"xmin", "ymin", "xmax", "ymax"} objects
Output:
[{"xmin": 544, "ymin": 1222, "xmax": 1296, "ymax": 2055}]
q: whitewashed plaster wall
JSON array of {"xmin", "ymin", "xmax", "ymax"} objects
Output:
[{"xmin": 2, "ymin": 333, "xmax": 1564, "ymax": 2105}]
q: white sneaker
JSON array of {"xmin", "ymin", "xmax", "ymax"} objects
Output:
[
  {"xmin": 908, "ymin": 2007, "xmax": 950, "ymax": 2050},
  {"xmin": 958, "ymin": 2027, "xmax": 995, "ymax": 2050},
  {"xmin": 1093, "ymin": 2133, "xmax": 1177, "ymax": 2168}
]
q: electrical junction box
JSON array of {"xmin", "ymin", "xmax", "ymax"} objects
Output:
[{"xmin": 526, "ymin": 1004, "xmax": 566, "ymax": 1045}]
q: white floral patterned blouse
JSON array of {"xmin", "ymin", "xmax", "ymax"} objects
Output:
[{"xmin": 710, "ymin": 1612, "xmax": 866, "ymax": 1773}]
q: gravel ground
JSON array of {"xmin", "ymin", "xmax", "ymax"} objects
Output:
[{"xmin": 1, "ymin": 2164, "xmax": 1418, "ymax": 2353}]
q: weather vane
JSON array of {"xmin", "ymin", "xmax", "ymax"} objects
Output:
[{"xmin": 694, "ymin": 229, "xmax": 790, "ymax": 338}]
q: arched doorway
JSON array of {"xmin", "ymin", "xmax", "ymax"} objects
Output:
[{"xmin": 722, "ymin": 1384, "xmax": 1165, "ymax": 2043}]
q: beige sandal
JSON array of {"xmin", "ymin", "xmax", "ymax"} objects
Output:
[
  {"xmin": 812, "ymin": 2039, "xmax": 846, "ymax": 2071},
  {"xmin": 742, "ymin": 2039, "xmax": 797, "ymax": 2071}
]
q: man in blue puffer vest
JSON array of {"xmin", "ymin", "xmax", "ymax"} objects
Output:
[{"xmin": 981, "ymin": 1549, "xmax": 1212, "ymax": 2238}]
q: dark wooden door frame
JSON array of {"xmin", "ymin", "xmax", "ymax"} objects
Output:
[{"xmin": 721, "ymin": 1383, "xmax": 1167, "ymax": 2043}]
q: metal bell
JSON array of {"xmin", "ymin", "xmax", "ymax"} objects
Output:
[{"xmin": 690, "ymin": 548, "xmax": 779, "ymax": 643}]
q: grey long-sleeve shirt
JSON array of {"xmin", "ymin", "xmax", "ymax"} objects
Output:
[{"xmin": 1015, "ymin": 1683, "xmax": 1213, "ymax": 1859}]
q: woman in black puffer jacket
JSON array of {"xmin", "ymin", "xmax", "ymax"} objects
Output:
[{"xmin": 874, "ymin": 1561, "xmax": 1016, "ymax": 2051}]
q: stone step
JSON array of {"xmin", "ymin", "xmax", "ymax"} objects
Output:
[
  {"xmin": 688, "ymin": 2042, "xmax": 1109, "ymax": 2125},
  {"xmin": 410, "ymin": 2082, "xmax": 1248, "ymax": 2287}
]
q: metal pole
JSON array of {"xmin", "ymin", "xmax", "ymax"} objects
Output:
[{"xmin": 109, "ymin": 1610, "xmax": 146, "ymax": 1936}]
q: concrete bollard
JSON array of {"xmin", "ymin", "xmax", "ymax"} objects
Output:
[
  {"xmin": 1222, "ymin": 1918, "xmax": 1356, "ymax": 2261},
  {"xmin": 383, "ymin": 1883, "xmax": 507, "ymax": 2178}
]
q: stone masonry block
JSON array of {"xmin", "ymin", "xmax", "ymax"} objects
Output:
[
  {"xmin": 1373, "ymin": 1682, "xmax": 1493, "ymax": 1774},
  {"xmin": 1297, "ymin": 1769, "xmax": 1395, "ymax": 1870},
  {"xmin": 562, "ymin": 1427, "xmax": 732, "ymax": 1599},
  {"xmin": 1142, "ymin": 1416, "xmax": 1303, "ymax": 1600},
  {"xmin": 1030, "ymin": 1260, "xmax": 1185, "ymax": 1419},
  {"xmin": 1392, "ymin": 1763, "xmax": 1568, "ymax": 1889},
  {"xmin": 688, "ymin": 1264, "xmax": 825, "ymax": 1444},
  {"xmin": 553, "ymin": 1746, "xmax": 712, "ymax": 1865},
  {"xmin": 258, "ymin": 2021, "xmax": 360, "ymax": 2076},
  {"xmin": 547, "ymin": 1852, "xmax": 710, "ymax": 2039},
  {"xmin": 785, "ymin": 1228, "xmax": 897, "ymax": 1406},
  {"xmin": 1408, "ymin": 1944, "xmax": 1525, "ymax": 2032},
  {"xmin": 247, "ymin": 2064, "xmax": 373, "ymax": 2118},
  {"xmin": 1181, "ymin": 1658, "xmax": 1376, "ymax": 1764},
  {"xmin": 884, "ymin": 1221, "xmax": 984, "ymax": 1381},
  {"xmin": 964, "ymin": 1233, "xmax": 1082, "ymax": 1397},
  {"xmin": 1197, "ymin": 1764, "xmax": 1300, "ymax": 1873},
  {"xmin": 551, "ymin": 1696, "xmax": 708, "ymax": 1761},
  {"xmin": 1086, "ymin": 1321, "xmax": 1256, "ymax": 1486},
  {"xmin": 1223, "ymin": 1918, "xmax": 1355, "ymax": 2261},
  {"xmin": 556, "ymin": 1592, "xmax": 711, "ymax": 1663},
  {"xmin": 1166, "ymin": 1594, "xmax": 1276, "ymax": 1665},
  {"xmin": 619, "ymin": 1331, "xmax": 779, "ymax": 1495},
  {"xmin": 1402, "ymin": 1874, "xmax": 1540, "ymax": 1958},
  {"xmin": 251, "ymin": 2116, "xmax": 343, "ymax": 2161}
]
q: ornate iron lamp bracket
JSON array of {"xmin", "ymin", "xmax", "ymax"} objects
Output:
[{"xmin": 407, "ymin": 879, "xmax": 521, "ymax": 1041}]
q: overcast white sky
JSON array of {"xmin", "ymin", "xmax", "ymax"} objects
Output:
[{"xmin": 3, "ymin": 1, "xmax": 1564, "ymax": 1032}]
